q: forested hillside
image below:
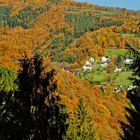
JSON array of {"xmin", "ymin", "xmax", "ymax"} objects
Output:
[{"xmin": 0, "ymin": 0, "xmax": 140, "ymax": 139}]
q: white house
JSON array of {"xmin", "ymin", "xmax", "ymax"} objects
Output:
[
  {"xmin": 114, "ymin": 86, "xmax": 121, "ymax": 93},
  {"xmin": 124, "ymin": 58, "xmax": 133, "ymax": 64},
  {"xmin": 114, "ymin": 67, "xmax": 122, "ymax": 73},
  {"xmin": 101, "ymin": 56, "xmax": 109, "ymax": 63},
  {"xmin": 86, "ymin": 60, "xmax": 92, "ymax": 66},
  {"xmin": 82, "ymin": 57, "xmax": 95, "ymax": 72},
  {"xmin": 127, "ymin": 85, "xmax": 137, "ymax": 91},
  {"xmin": 88, "ymin": 57, "xmax": 95, "ymax": 64},
  {"xmin": 83, "ymin": 64, "xmax": 92, "ymax": 72},
  {"xmin": 100, "ymin": 63, "xmax": 108, "ymax": 67}
]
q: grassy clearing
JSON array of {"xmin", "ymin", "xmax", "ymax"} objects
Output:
[
  {"xmin": 121, "ymin": 33, "xmax": 140, "ymax": 38},
  {"xmin": 114, "ymin": 72, "xmax": 132, "ymax": 86},
  {"xmin": 79, "ymin": 68, "xmax": 132, "ymax": 86},
  {"xmin": 106, "ymin": 49, "xmax": 128, "ymax": 57},
  {"xmin": 94, "ymin": 10, "xmax": 118, "ymax": 16}
]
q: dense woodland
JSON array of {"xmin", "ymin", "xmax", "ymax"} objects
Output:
[{"xmin": 0, "ymin": 0, "xmax": 140, "ymax": 140}]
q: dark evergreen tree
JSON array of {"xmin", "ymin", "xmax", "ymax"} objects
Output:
[
  {"xmin": 0, "ymin": 54, "xmax": 68, "ymax": 140},
  {"xmin": 121, "ymin": 43, "xmax": 140, "ymax": 140}
]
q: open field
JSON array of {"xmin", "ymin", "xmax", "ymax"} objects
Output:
[
  {"xmin": 105, "ymin": 49, "xmax": 128, "ymax": 57},
  {"xmin": 79, "ymin": 69, "xmax": 132, "ymax": 86},
  {"xmin": 121, "ymin": 33, "xmax": 140, "ymax": 38},
  {"xmin": 114, "ymin": 72, "xmax": 132, "ymax": 86}
]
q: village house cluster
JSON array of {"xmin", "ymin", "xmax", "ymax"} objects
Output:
[
  {"xmin": 63, "ymin": 55, "xmax": 133, "ymax": 76},
  {"xmin": 82, "ymin": 56, "xmax": 133, "ymax": 73}
]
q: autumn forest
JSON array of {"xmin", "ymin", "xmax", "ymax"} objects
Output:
[{"xmin": 0, "ymin": 0, "xmax": 140, "ymax": 140}]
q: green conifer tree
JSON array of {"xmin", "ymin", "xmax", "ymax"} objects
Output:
[{"xmin": 66, "ymin": 97, "xmax": 98, "ymax": 140}]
